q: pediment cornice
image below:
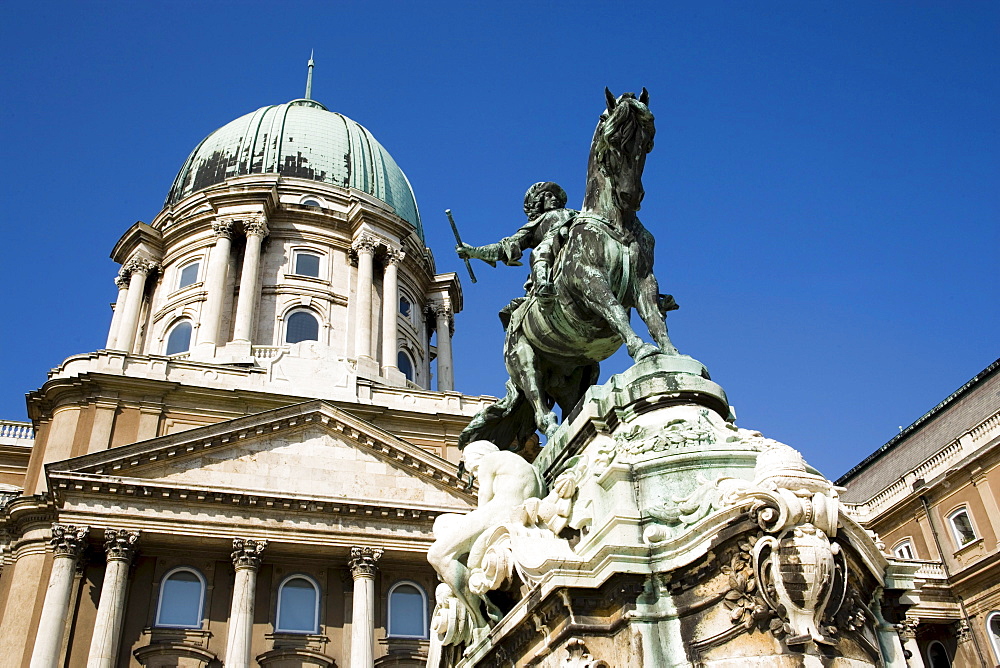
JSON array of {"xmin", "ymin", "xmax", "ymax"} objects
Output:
[{"xmin": 46, "ymin": 400, "xmax": 475, "ymax": 508}]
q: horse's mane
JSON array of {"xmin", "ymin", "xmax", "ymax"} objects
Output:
[{"xmin": 595, "ymin": 95, "xmax": 655, "ymax": 166}]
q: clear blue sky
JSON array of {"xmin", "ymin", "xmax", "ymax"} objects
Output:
[{"xmin": 1, "ymin": 2, "xmax": 996, "ymax": 479}]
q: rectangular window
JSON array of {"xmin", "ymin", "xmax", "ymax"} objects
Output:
[
  {"xmin": 178, "ymin": 262, "xmax": 200, "ymax": 288},
  {"xmin": 293, "ymin": 252, "xmax": 321, "ymax": 278}
]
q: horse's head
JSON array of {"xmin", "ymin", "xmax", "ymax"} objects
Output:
[{"xmin": 591, "ymin": 88, "xmax": 655, "ymax": 213}]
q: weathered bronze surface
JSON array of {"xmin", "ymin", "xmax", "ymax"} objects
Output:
[{"xmin": 459, "ymin": 88, "xmax": 679, "ymax": 449}]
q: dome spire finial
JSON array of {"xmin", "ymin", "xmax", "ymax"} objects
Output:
[{"xmin": 305, "ymin": 50, "xmax": 315, "ymax": 100}]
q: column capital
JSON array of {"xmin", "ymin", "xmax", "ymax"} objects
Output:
[
  {"xmin": 384, "ymin": 248, "xmax": 405, "ymax": 265},
  {"xmin": 896, "ymin": 616, "xmax": 919, "ymax": 639},
  {"xmin": 231, "ymin": 537, "xmax": 267, "ymax": 571},
  {"xmin": 954, "ymin": 618, "xmax": 972, "ymax": 643},
  {"xmin": 212, "ymin": 218, "xmax": 236, "ymax": 239},
  {"xmin": 114, "ymin": 273, "xmax": 130, "ymax": 290},
  {"xmin": 349, "ymin": 546, "xmax": 383, "ymax": 579},
  {"xmin": 103, "ymin": 528, "xmax": 139, "ymax": 563},
  {"xmin": 351, "ymin": 234, "xmax": 381, "ymax": 257},
  {"xmin": 51, "ymin": 523, "xmax": 89, "ymax": 559},
  {"xmin": 121, "ymin": 255, "xmax": 159, "ymax": 277},
  {"xmin": 432, "ymin": 303, "xmax": 452, "ymax": 319},
  {"xmin": 243, "ymin": 216, "xmax": 269, "ymax": 237}
]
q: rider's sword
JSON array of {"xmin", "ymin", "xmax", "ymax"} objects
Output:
[{"xmin": 445, "ymin": 209, "xmax": 477, "ymax": 284}]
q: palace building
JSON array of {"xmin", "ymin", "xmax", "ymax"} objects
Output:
[{"xmin": 0, "ymin": 71, "xmax": 493, "ymax": 668}]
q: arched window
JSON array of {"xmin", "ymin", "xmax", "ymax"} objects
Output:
[
  {"xmin": 926, "ymin": 640, "xmax": 951, "ymax": 667},
  {"xmin": 285, "ymin": 311, "xmax": 319, "ymax": 344},
  {"xmin": 892, "ymin": 540, "xmax": 915, "ymax": 560},
  {"xmin": 947, "ymin": 507, "xmax": 977, "ymax": 547},
  {"xmin": 300, "ymin": 198, "xmax": 322, "ymax": 208},
  {"xmin": 276, "ymin": 574, "xmax": 320, "ymax": 634},
  {"xmin": 387, "ymin": 581, "xmax": 427, "ymax": 638},
  {"xmin": 397, "ymin": 350, "xmax": 415, "ymax": 382},
  {"xmin": 178, "ymin": 261, "xmax": 200, "ymax": 289},
  {"xmin": 987, "ymin": 612, "xmax": 1000, "ymax": 664},
  {"xmin": 165, "ymin": 321, "xmax": 193, "ymax": 356},
  {"xmin": 292, "ymin": 250, "xmax": 322, "ymax": 277},
  {"xmin": 155, "ymin": 567, "xmax": 205, "ymax": 628}
]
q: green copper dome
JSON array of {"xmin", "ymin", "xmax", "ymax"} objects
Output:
[{"xmin": 166, "ymin": 99, "xmax": 424, "ymax": 240}]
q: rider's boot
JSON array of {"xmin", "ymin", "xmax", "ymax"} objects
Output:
[{"xmin": 533, "ymin": 261, "xmax": 556, "ymax": 305}]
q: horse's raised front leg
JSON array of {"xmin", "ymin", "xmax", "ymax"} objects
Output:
[
  {"xmin": 574, "ymin": 268, "xmax": 658, "ymax": 361},
  {"xmin": 634, "ymin": 272, "xmax": 678, "ymax": 355},
  {"xmin": 505, "ymin": 333, "xmax": 559, "ymax": 437}
]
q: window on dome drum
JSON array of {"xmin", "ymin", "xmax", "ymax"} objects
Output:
[
  {"xmin": 988, "ymin": 612, "xmax": 1000, "ymax": 664},
  {"xmin": 178, "ymin": 261, "xmax": 200, "ymax": 289},
  {"xmin": 165, "ymin": 321, "xmax": 193, "ymax": 356},
  {"xmin": 926, "ymin": 640, "xmax": 951, "ymax": 668},
  {"xmin": 285, "ymin": 311, "xmax": 319, "ymax": 344},
  {"xmin": 947, "ymin": 508, "xmax": 977, "ymax": 547},
  {"xmin": 892, "ymin": 540, "xmax": 915, "ymax": 560},
  {"xmin": 155, "ymin": 567, "xmax": 205, "ymax": 628},
  {"xmin": 388, "ymin": 582, "xmax": 427, "ymax": 638},
  {"xmin": 399, "ymin": 295, "xmax": 412, "ymax": 319},
  {"xmin": 293, "ymin": 251, "xmax": 321, "ymax": 278},
  {"xmin": 397, "ymin": 351, "xmax": 415, "ymax": 382},
  {"xmin": 301, "ymin": 198, "xmax": 322, "ymax": 208},
  {"xmin": 276, "ymin": 575, "xmax": 320, "ymax": 634}
]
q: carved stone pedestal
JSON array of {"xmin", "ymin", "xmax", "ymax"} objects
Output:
[{"xmin": 427, "ymin": 356, "xmax": 920, "ymax": 667}]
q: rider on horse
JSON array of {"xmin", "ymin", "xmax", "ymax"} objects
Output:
[{"xmin": 456, "ymin": 182, "xmax": 577, "ymax": 315}]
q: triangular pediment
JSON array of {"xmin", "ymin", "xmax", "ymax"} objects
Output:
[{"xmin": 47, "ymin": 401, "xmax": 475, "ymax": 511}]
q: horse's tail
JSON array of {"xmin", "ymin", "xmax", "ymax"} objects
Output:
[{"xmin": 457, "ymin": 380, "xmax": 538, "ymax": 452}]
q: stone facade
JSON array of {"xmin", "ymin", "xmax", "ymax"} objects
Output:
[{"xmin": 0, "ymin": 93, "xmax": 490, "ymax": 668}]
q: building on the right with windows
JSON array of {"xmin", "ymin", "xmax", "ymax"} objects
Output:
[{"xmin": 838, "ymin": 358, "xmax": 1000, "ymax": 668}]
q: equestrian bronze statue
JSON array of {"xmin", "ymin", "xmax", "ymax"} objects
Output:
[{"xmin": 459, "ymin": 88, "xmax": 679, "ymax": 450}]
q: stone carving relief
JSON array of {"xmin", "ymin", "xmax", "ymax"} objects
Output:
[{"xmin": 51, "ymin": 523, "xmax": 89, "ymax": 559}]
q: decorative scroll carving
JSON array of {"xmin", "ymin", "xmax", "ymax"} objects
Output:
[
  {"xmin": 349, "ymin": 546, "xmax": 383, "ymax": 578},
  {"xmin": 351, "ymin": 235, "xmax": 380, "ymax": 256},
  {"xmin": 384, "ymin": 248, "xmax": 405, "ymax": 265},
  {"xmin": 103, "ymin": 528, "xmax": 139, "ymax": 562},
  {"xmin": 562, "ymin": 639, "xmax": 609, "ymax": 667},
  {"xmin": 51, "ymin": 523, "xmax": 89, "ymax": 559},
  {"xmin": 231, "ymin": 538, "xmax": 266, "ymax": 570},
  {"xmin": 121, "ymin": 256, "xmax": 160, "ymax": 277},
  {"xmin": 242, "ymin": 217, "xmax": 269, "ymax": 237}
]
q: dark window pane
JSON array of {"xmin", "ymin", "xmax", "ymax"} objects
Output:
[
  {"xmin": 277, "ymin": 577, "xmax": 318, "ymax": 633},
  {"xmin": 389, "ymin": 584, "xmax": 425, "ymax": 637},
  {"xmin": 399, "ymin": 296, "xmax": 411, "ymax": 317},
  {"xmin": 286, "ymin": 312, "xmax": 319, "ymax": 343},
  {"xmin": 951, "ymin": 511, "xmax": 976, "ymax": 545},
  {"xmin": 928, "ymin": 642, "xmax": 951, "ymax": 668},
  {"xmin": 179, "ymin": 262, "xmax": 199, "ymax": 288},
  {"xmin": 295, "ymin": 253, "xmax": 321, "ymax": 277},
  {"xmin": 166, "ymin": 322, "xmax": 192, "ymax": 355},
  {"xmin": 397, "ymin": 352, "xmax": 414, "ymax": 381},
  {"xmin": 157, "ymin": 570, "xmax": 203, "ymax": 627},
  {"xmin": 301, "ymin": 199, "xmax": 321, "ymax": 208}
]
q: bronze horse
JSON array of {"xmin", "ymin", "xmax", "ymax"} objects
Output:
[{"xmin": 460, "ymin": 89, "xmax": 678, "ymax": 450}]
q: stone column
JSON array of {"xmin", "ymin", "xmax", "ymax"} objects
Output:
[
  {"xmin": 352, "ymin": 236, "xmax": 379, "ymax": 360},
  {"xmin": 897, "ymin": 617, "xmax": 925, "ymax": 668},
  {"xmin": 197, "ymin": 219, "xmax": 234, "ymax": 349},
  {"xmin": 434, "ymin": 305, "xmax": 454, "ymax": 391},
  {"xmin": 349, "ymin": 546, "xmax": 382, "ymax": 668},
  {"xmin": 106, "ymin": 274, "xmax": 130, "ymax": 349},
  {"xmin": 231, "ymin": 217, "xmax": 269, "ymax": 345},
  {"xmin": 115, "ymin": 257, "xmax": 157, "ymax": 354},
  {"xmin": 30, "ymin": 524, "xmax": 89, "ymax": 668},
  {"xmin": 381, "ymin": 249, "xmax": 404, "ymax": 373},
  {"xmin": 87, "ymin": 529, "xmax": 139, "ymax": 668},
  {"xmin": 225, "ymin": 538, "xmax": 266, "ymax": 668}
]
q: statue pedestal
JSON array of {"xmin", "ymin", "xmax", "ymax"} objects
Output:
[{"xmin": 431, "ymin": 355, "xmax": 919, "ymax": 668}]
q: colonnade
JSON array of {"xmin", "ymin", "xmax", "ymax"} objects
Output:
[
  {"xmin": 106, "ymin": 219, "xmax": 455, "ymax": 391},
  {"xmin": 29, "ymin": 524, "xmax": 388, "ymax": 668}
]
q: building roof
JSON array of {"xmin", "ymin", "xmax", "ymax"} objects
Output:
[
  {"xmin": 837, "ymin": 357, "xmax": 1000, "ymax": 501},
  {"xmin": 165, "ymin": 99, "xmax": 424, "ymax": 240}
]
